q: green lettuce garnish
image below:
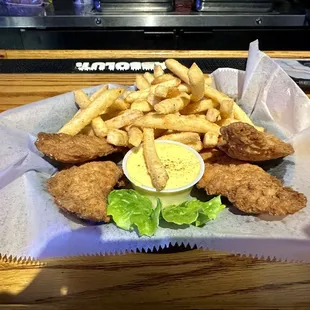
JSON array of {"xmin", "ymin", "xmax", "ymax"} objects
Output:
[
  {"xmin": 162, "ymin": 196, "xmax": 225, "ymax": 227},
  {"xmin": 107, "ymin": 189, "xmax": 161, "ymax": 237}
]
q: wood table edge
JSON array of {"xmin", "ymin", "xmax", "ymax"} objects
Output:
[{"xmin": 1, "ymin": 50, "xmax": 310, "ymax": 59}]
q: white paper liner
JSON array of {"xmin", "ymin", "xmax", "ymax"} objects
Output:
[{"xmin": 1, "ymin": 42, "xmax": 310, "ymax": 261}]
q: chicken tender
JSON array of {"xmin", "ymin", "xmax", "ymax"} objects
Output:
[
  {"xmin": 218, "ymin": 122, "xmax": 294, "ymax": 161},
  {"xmin": 35, "ymin": 132, "xmax": 120, "ymax": 164},
  {"xmin": 197, "ymin": 150, "xmax": 307, "ymax": 216},
  {"xmin": 47, "ymin": 161, "xmax": 123, "ymax": 222}
]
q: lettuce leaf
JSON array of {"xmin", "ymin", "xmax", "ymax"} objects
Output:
[
  {"xmin": 108, "ymin": 190, "xmax": 224, "ymax": 236},
  {"xmin": 107, "ymin": 189, "xmax": 161, "ymax": 236},
  {"xmin": 160, "ymin": 200, "xmax": 200, "ymax": 225},
  {"xmin": 162, "ymin": 196, "xmax": 225, "ymax": 227}
]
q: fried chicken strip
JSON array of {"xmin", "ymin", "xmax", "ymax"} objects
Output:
[
  {"xmin": 218, "ymin": 122, "xmax": 294, "ymax": 161},
  {"xmin": 197, "ymin": 150, "xmax": 307, "ymax": 216},
  {"xmin": 47, "ymin": 161, "xmax": 123, "ymax": 222},
  {"xmin": 35, "ymin": 132, "xmax": 121, "ymax": 164}
]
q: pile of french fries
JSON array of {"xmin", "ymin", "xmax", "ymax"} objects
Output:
[{"xmin": 58, "ymin": 59, "xmax": 261, "ymax": 191}]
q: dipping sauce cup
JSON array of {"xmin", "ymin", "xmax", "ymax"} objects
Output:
[{"xmin": 122, "ymin": 140, "xmax": 205, "ymax": 206}]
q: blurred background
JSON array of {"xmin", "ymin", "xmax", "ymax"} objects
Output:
[{"xmin": 0, "ymin": 0, "xmax": 309, "ymax": 50}]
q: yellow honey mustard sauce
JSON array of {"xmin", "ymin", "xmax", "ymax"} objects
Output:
[{"xmin": 126, "ymin": 143, "xmax": 201, "ymax": 190}]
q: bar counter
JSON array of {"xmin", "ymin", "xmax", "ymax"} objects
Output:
[{"xmin": 0, "ymin": 50, "xmax": 310, "ymax": 309}]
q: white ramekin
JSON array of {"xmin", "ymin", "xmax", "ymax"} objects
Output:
[{"xmin": 122, "ymin": 140, "xmax": 205, "ymax": 206}]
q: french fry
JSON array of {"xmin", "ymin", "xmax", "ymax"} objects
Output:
[
  {"xmin": 157, "ymin": 132, "xmax": 200, "ymax": 144},
  {"xmin": 74, "ymin": 86, "xmax": 126, "ymax": 127},
  {"xmin": 165, "ymin": 59, "xmax": 189, "ymax": 84},
  {"xmin": 154, "ymin": 128, "xmax": 167, "ymax": 138},
  {"xmin": 101, "ymin": 110, "xmax": 121, "ymax": 121},
  {"xmin": 107, "ymin": 129, "xmax": 128, "ymax": 146},
  {"xmin": 233, "ymin": 103, "xmax": 255, "ymax": 126},
  {"xmin": 167, "ymin": 87, "xmax": 181, "ymax": 98},
  {"xmin": 255, "ymin": 126, "xmax": 265, "ymax": 132},
  {"xmin": 206, "ymin": 107, "xmax": 221, "ymax": 123},
  {"xmin": 187, "ymin": 114, "xmax": 206, "ymax": 120},
  {"xmin": 124, "ymin": 124, "xmax": 132, "ymax": 132},
  {"xmin": 128, "ymin": 126, "xmax": 143, "ymax": 147},
  {"xmin": 200, "ymin": 148, "xmax": 224, "ymax": 162},
  {"xmin": 166, "ymin": 87, "xmax": 181, "ymax": 98},
  {"xmin": 204, "ymin": 85, "xmax": 254, "ymax": 126},
  {"xmin": 143, "ymin": 72, "xmax": 154, "ymax": 84},
  {"xmin": 154, "ymin": 65, "xmax": 164, "ymax": 78},
  {"xmin": 181, "ymin": 99, "xmax": 214, "ymax": 115},
  {"xmin": 131, "ymin": 99, "xmax": 153, "ymax": 112},
  {"xmin": 151, "ymin": 74, "xmax": 175, "ymax": 85},
  {"xmin": 203, "ymin": 132, "xmax": 219, "ymax": 148},
  {"xmin": 153, "ymin": 85, "xmax": 169, "ymax": 98},
  {"xmin": 100, "ymin": 98, "xmax": 130, "ymax": 115},
  {"xmin": 154, "ymin": 78, "xmax": 181, "ymax": 89},
  {"xmin": 58, "ymin": 88, "xmax": 123, "ymax": 135},
  {"xmin": 204, "ymin": 85, "xmax": 229, "ymax": 104},
  {"xmin": 134, "ymin": 113, "xmax": 220, "ymax": 134},
  {"xmin": 188, "ymin": 63, "xmax": 205, "ymax": 102},
  {"xmin": 123, "ymin": 90, "xmax": 133, "ymax": 99},
  {"xmin": 61, "ymin": 59, "xmax": 259, "ymax": 157},
  {"xmin": 125, "ymin": 89, "xmax": 149, "ymax": 103},
  {"xmin": 204, "ymin": 76, "xmax": 213, "ymax": 87},
  {"xmin": 105, "ymin": 109, "xmax": 143, "ymax": 129},
  {"xmin": 217, "ymin": 118, "xmax": 239, "ymax": 127},
  {"xmin": 187, "ymin": 140, "xmax": 203, "ymax": 152},
  {"xmin": 154, "ymin": 85, "xmax": 181, "ymax": 99},
  {"xmin": 90, "ymin": 85, "xmax": 109, "ymax": 102},
  {"xmin": 88, "ymin": 128, "xmax": 96, "ymax": 136},
  {"xmin": 154, "ymin": 93, "xmax": 190, "ymax": 114},
  {"xmin": 178, "ymin": 83, "xmax": 191, "ymax": 94},
  {"xmin": 147, "ymin": 93, "xmax": 161, "ymax": 106},
  {"xmin": 220, "ymin": 99, "xmax": 234, "ymax": 119},
  {"xmin": 80, "ymin": 124, "xmax": 95, "ymax": 136},
  {"xmin": 91, "ymin": 117, "xmax": 108, "ymax": 138},
  {"xmin": 143, "ymin": 128, "xmax": 169, "ymax": 191},
  {"xmin": 136, "ymin": 75, "xmax": 150, "ymax": 90},
  {"xmin": 112, "ymin": 98, "xmax": 130, "ymax": 111},
  {"xmin": 132, "ymin": 79, "xmax": 181, "ymax": 97},
  {"xmin": 74, "ymin": 90, "xmax": 90, "ymax": 109},
  {"xmin": 74, "ymin": 88, "xmax": 112, "ymax": 135}
]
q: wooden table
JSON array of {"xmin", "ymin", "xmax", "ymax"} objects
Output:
[{"xmin": 0, "ymin": 50, "xmax": 310, "ymax": 309}]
